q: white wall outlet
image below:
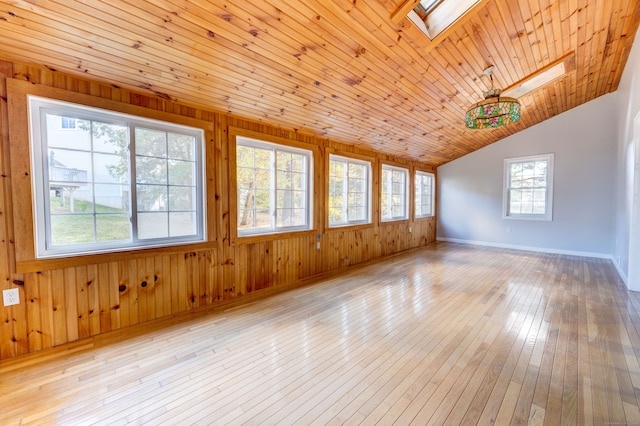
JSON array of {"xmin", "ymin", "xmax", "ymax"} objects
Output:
[
  {"xmin": 409, "ymin": 226, "xmax": 412, "ymax": 233},
  {"xmin": 506, "ymin": 227, "xmax": 511, "ymax": 233},
  {"xmin": 3, "ymin": 288, "xmax": 19, "ymax": 306}
]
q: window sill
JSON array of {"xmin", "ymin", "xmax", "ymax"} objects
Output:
[
  {"xmin": 16, "ymin": 240, "xmax": 217, "ymax": 273},
  {"xmin": 414, "ymin": 215, "xmax": 435, "ymax": 221},
  {"xmin": 325, "ymin": 222, "xmax": 374, "ymax": 234},
  {"xmin": 503, "ymin": 215, "xmax": 552, "ymax": 221},
  {"xmin": 230, "ymin": 228, "xmax": 318, "ymax": 246},
  {"xmin": 380, "ymin": 218, "xmax": 410, "ymax": 224}
]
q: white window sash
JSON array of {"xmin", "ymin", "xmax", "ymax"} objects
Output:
[
  {"xmin": 236, "ymin": 136, "xmax": 313, "ymax": 236},
  {"xmin": 29, "ymin": 96, "xmax": 206, "ymax": 258},
  {"xmin": 329, "ymin": 154, "xmax": 371, "ymax": 227},
  {"xmin": 503, "ymin": 154, "xmax": 554, "ymax": 221},
  {"xmin": 381, "ymin": 164, "xmax": 409, "ymax": 221}
]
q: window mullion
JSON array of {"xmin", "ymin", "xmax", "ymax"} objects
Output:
[
  {"xmin": 90, "ymin": 120, "xmax": 98, "ymax": 244},
  {"xmin": 130, "ymin": 126, "xmax": 138, "ymax": 242},
  {"xmin": 343, "ymin": 161, "xmax": 349, "ymax": 222},
  {"xmin": 271, "ymin": 149, "xmax": 277, "ymax": 230}
]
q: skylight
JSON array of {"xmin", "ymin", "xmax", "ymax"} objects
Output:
[
  {"xmin": 502, "ymin": 54, "xmax": 575, "ymax": 99},
  {"xmin": 407, "ymin": 0, "xmax": 483, "ymax": 40},
  {"xmin": 502, "ymin": 62, "xmax": 566, "ymax": 99},
  {"xmin": 414, "ymin": 0, "xmax": 444, "ymax": 18}
]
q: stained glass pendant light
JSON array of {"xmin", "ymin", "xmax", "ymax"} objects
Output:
[{"xmin": 465, "ymin": 66, "xmax": 521, "ymax": 129}]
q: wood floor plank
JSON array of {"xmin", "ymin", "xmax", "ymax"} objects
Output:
[{"xmin": 0, "ymin": 243, "xmax": 638, "ymax": 425}]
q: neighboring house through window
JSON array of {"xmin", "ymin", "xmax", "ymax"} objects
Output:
[
  {"xmin": 60, "ymin": 116, "xmax": 76, "ymax": 129},
  {"xmin": 29, "ymin": 96, "xmax": 206, "ymax": 258}
]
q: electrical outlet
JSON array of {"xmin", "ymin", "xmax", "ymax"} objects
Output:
[
  {"xmin": 506, "ymin": 227, "xmax": 511, "ymax": 233},
  {"xmin": 409, "ymin": 226, "xmax": 412, "ymax": 233},
  {"xmin": 3, "ymin": 288, "xmax": 19, "ymax": 306}
]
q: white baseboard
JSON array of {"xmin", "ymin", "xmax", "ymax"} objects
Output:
[
  {"xmin": 435, "ymin": 237, "xmax": 633, "ymax": 290},
  {"xmin": 436, "ymin": 237, "xmax": 613, "ymax": 260},
  {"xmin": 613, "ymin": 260, "xmax": 629, "ymax": 286}
]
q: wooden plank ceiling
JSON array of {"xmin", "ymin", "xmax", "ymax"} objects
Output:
[{"xmin": 0, "ymin": 0, "xmax": 638, "ymax": 165}]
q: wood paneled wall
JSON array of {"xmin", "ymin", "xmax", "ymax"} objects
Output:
[{"xmin": 0, "ymin": 60, "xmax": 436, "ymax": 361}]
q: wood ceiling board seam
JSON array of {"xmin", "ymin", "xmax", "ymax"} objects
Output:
[
  {"xmin": 156, "ymin": 0, "xmax": 460, "ymax": 145},
  {"xmin": 409, "ymin": 0, "xmax": 494, "ymax": 58},
  {"xmin": 518, "ymin": 0, "xmax": 545, "ymax": 70},
  {"xmin": 0, "ymin": 17, "xmax": 287, "ymax": 105},
  {"xmin": 558, "ymin": 0, "xmax": 574, "ymax": 61},
  {"xmin": 208, "ymin": 0, "xmax": 430, "ymax": 93},
  {"xmin": 447, "ymin": 27, "xmax": 498, "ymax": 107},
  {"xmin": 548, "ymin": 0, "xmax": 565, "ymax": 65},
  {"xmin": 82, "ymin": 0, "xmax": 430, "ymax": 130},
  {"xmin": 493, "ymin": 0, "xmax": 534, "ymax": 81},
  {"xmin": 0, "ymin": 4, "xmax": 304, "ymax": 104},
  {"xmin": 262, "ymin": 0, "xmax": 465, "ymax": 116},
  {"xmin": 608, "ymin": 0, "xmax": 640, "ymax": 94},
  {"xmin": 0, "ymin": 39, "xmax": 352, "ymax": 135},
  {"xmin": 499, "ymin": 0, "xmax": 538, "ymax": 76},
  {"xmin": 423, "ymin": 38, "xmax": 481, "ymax": 107},
  {"xmin": 591, "ymin": 0, "xmax": 615, "ymax": 97},
  {"xmin": 597, "ymin": 2, "xmax": 633, "ymax": 95},
  {"xmin": 481, "ymin": 1, "xmax": 523, "ymax": 86},
  {"xmin": 573, "ymin": 3, "xmax": 591, "ymax": 106},
  {"xmin": 538, "ymin": 0, "xmax": 558, "ymax": 63},
  {"xmin": 5, "ymin": 62, "xmax": 381, "ymax": 154},
  {"xmin": 390, "ymin": 0, "xmax": 422, "ymax": 24}
]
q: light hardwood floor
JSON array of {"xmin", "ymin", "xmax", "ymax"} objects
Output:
[{"xmin": 1, "ymin": 242, "xmax": 639, "ymax": 425}]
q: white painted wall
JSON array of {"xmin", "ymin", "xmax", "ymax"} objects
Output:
[
  {"xmin": 614, "ymin": 30, "xmax": 640, "ymax": 289},
  {"xmin": 437, "ymin": 93, "xmax": 617, "ymax": 258}
]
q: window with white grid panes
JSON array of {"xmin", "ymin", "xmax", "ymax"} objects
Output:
[
  {"xmin": 415, "ymin": 171, "xmax": 434, "ymax": 218},
  {"xmin": 328, "ymin": 154, "xmax": 371, "ymax": 227},
  {"xmin": 381, "ymin": 164, "xmax": 409, "ymax": 221},
  {"xmin": 29, "ymin": 96, "xmax": 205, "ymax": 258},
  {"xmin": 503, "ymin": 154, "xmax": 554, "ymax": 220},
  {"xmin": 236, "ymin": 136, "xmax": 312, "ymax": 235}
]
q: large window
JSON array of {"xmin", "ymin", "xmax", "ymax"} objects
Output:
[
  {"xmin": 236, "ymin": 136, "xmax": 312, "ymax": 236},
  {"xmin": 29, "ymin": 97, "xmax": 206, "ymax": 258},
  {"xmin": 503, "ymin": 154, "xmax": 554, "ymax": 220},
  {"xmin": 328, "ymin": 155, "xmax": 371, "ymax": 227},
  {"xmin": 415, "ymin": 171, "xmax": 435, "ymax": 218},
  {"xmin": 381, "ymin": 164, "xmax": 409, "ymax": 221}
]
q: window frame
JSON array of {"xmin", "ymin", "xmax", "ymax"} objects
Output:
[
  {"xmin": 503, "ymin": 153, "xmax": 554, "ymax": 221},
  {"xmin": 7, "ymin": 78, "xmax": 215, "ymax": 272},
  {"xmin": 29, "ymin": 96, "xmax": 207, "ymax": 259},
  {"xmin": 380, "ymin": 163, "xmax": 410, "ymax": 222},
  {"xmin": 231, "ymin": 130, "xmax": 316, "ymax": 241},
  {"xmin": 327, "ymin": 153, "xmax": 372, "ymax": 228},
  {"xmin": 414, "ymin": 170, "xmax": 435, "ymax": 219}
]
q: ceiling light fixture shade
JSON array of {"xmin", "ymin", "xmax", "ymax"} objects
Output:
[{"xmin": 465, "ymin": 66, "xmax": 521, "ymax": 129}]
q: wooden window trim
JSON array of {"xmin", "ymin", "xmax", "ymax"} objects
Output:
[
  {"xmin": 324, "ymin": 148, "xmax": 376, "ymax": 233},
  {"xmin": 7, "ymin": 78, "xmax": 216, "ymax": 273},
  {"xmin": 228, "ymin": 127, "xmax": 321, "ymax": 246},
  {"xmin": 413, "ymin": 168, "xmax": 436, "ymax": 221},
  {"xmin": 379, "ymin": 161, "xmax": 410, "ymax": 225}
]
